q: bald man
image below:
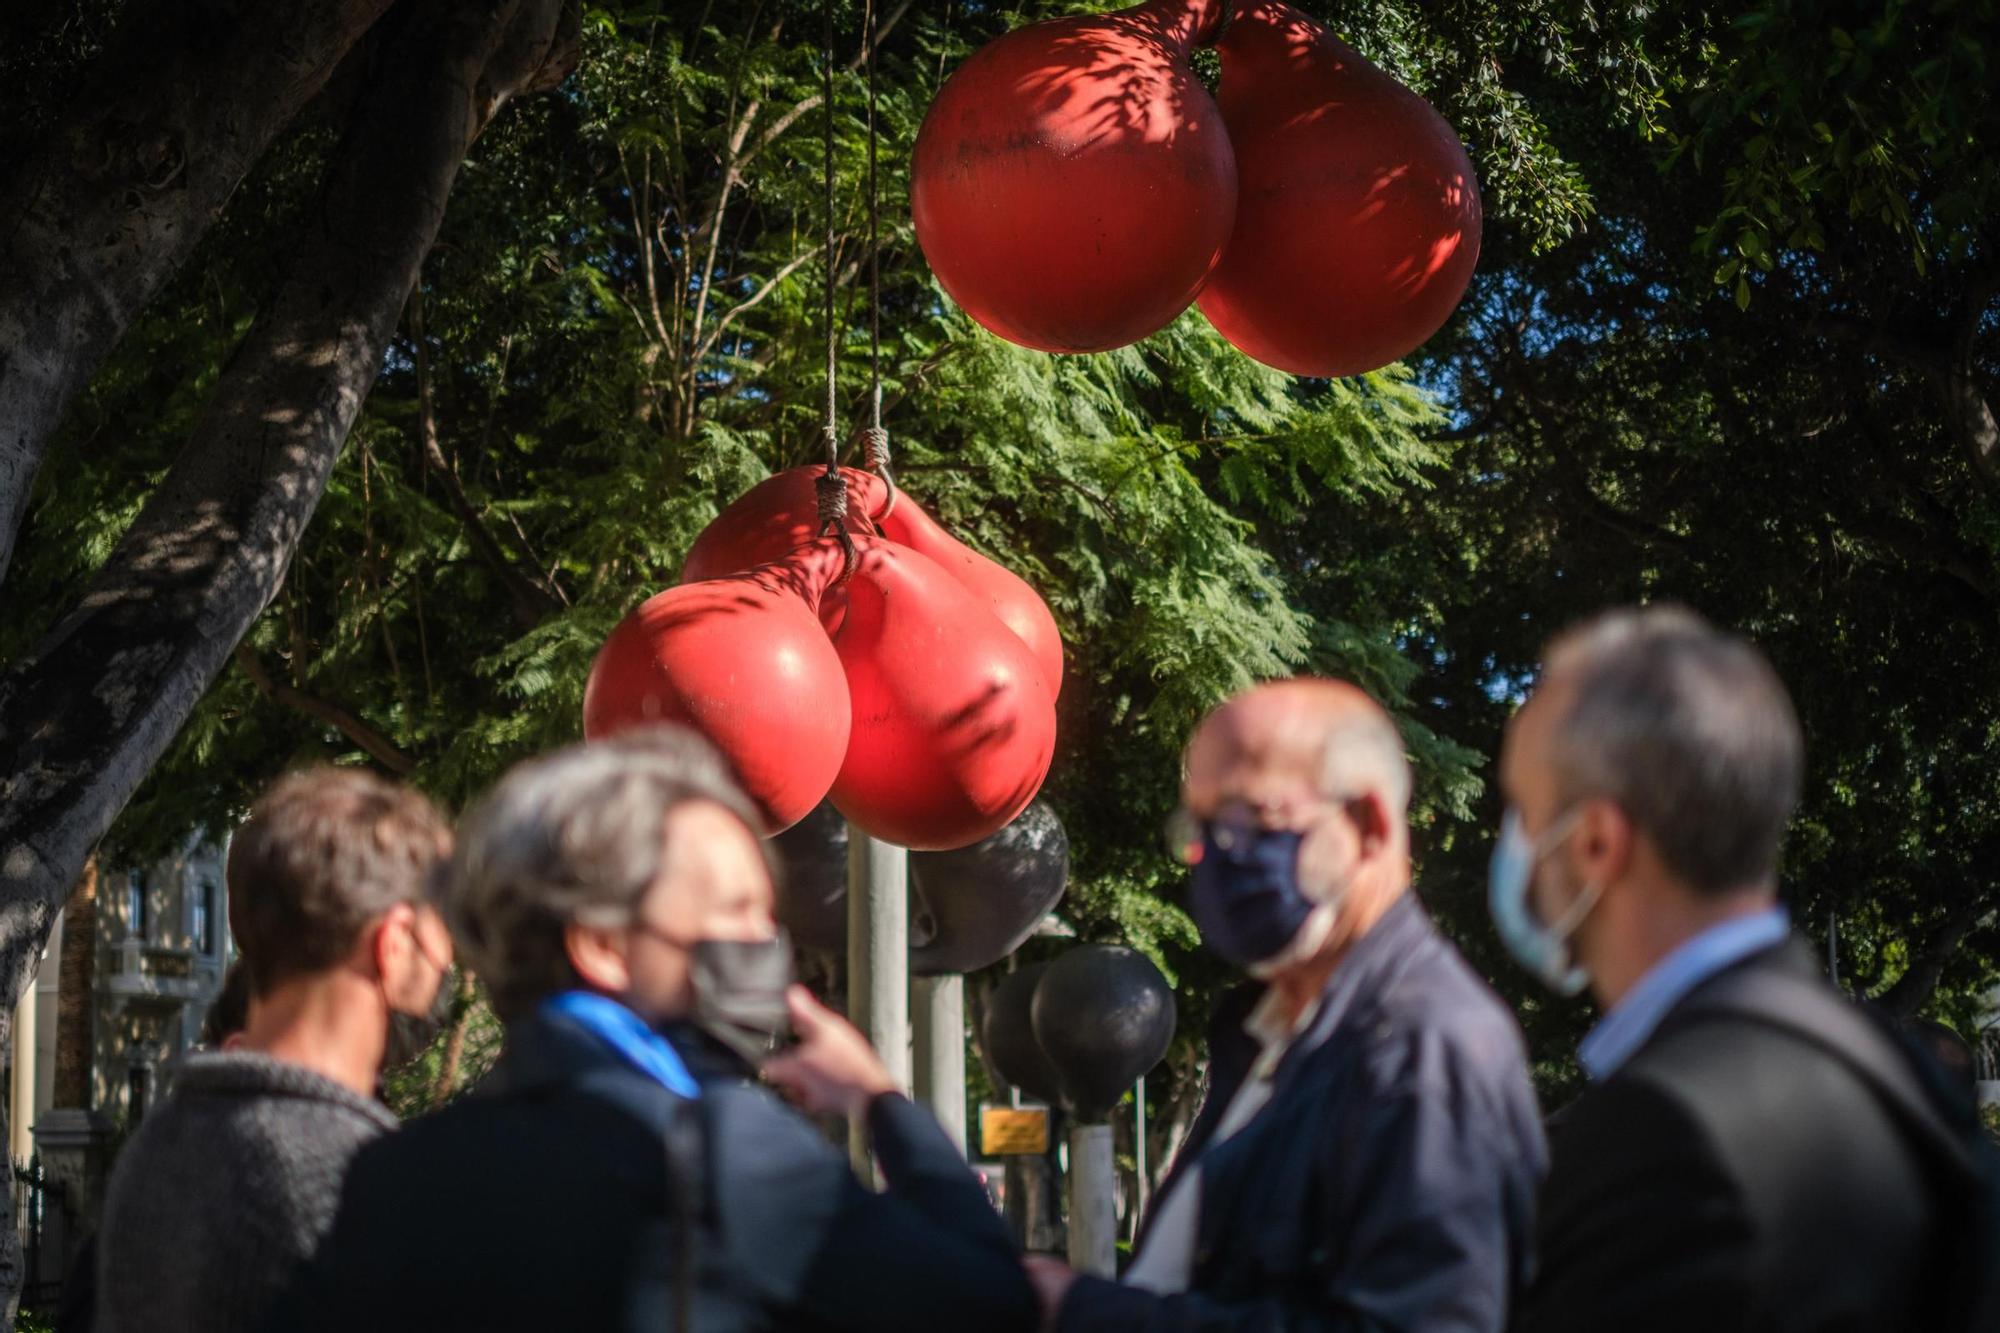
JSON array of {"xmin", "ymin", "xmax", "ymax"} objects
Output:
[{"xmin": 1030, "ymin": 679, "xmax": 1546, "ymax": 1333}]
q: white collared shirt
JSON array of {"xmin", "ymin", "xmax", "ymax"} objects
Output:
[{"xmin": 1122, "ymin": 988, "xmax": 1324, "ymax": 1293}]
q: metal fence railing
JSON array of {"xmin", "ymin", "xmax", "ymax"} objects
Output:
[{"xmin": 13, "ymin": 1153, "xmax": 67, "ymax": 1309}]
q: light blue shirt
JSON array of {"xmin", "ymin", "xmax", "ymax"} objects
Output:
[{"xmin": 1578, "ymin": 906, "xmax": 1792, "ymax": 1081}]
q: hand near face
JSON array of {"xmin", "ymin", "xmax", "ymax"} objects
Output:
[
  {"xmin": 761, "ymin": 985, "xmax": 898, "ymax": 1118},
  {"xmin": 1023, "ymin": 1254, "xmax": 1078, "ymax": 1331}
]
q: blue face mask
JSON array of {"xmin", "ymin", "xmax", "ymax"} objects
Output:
[
  {"xmin": 1188, "ymin": 824, "xmax": 1318, "ymax": 969},
  {"xmin": 1487, "ymin": 808, "xmax": 1598, "ymax": 997}
]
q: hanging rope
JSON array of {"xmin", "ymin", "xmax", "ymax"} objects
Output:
[
  {"xmin": 859, "ymin": 0, "xmax": 897, "ymax": 520},
  {"xmin": 816, "ymin": 0, "xmax": 856, "ymax": 579}
]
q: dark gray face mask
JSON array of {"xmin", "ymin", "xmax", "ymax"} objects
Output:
[
  {"xmin": 687, "ymin": 931, "xmax": 794, "ymax": 1067},
  {"xmin": 384, "ymin": 969, "xmax": 457, "ymax": 1071}
]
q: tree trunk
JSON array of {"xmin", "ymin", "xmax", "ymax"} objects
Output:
[
  {"xmin": 51, "ymin": 860, "xmax": 97, "ymax": 1112},
  {"xmin": 1874, "ymin": 893, "xmax": 1991, "ymax": 1021},
  {"xmin": 0, "ymin": 4, "xmax": 577, "ymax": 1315},
  {"xmin": 0, "ymin": 0, "xmax": 403, "ymax": 586}
]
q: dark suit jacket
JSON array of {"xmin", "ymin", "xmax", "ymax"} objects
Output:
[
  {"xmin": 1517, "ymin": 941, "xmax": 1946, "ymax": 1333},
  {"xmin": 1060, "ymin": 895, "xmax": 1548, "ymax": 1332},
  {"xmin": 262, "ymin": 1009, "xmax": 1036, "ymax": 1333}
]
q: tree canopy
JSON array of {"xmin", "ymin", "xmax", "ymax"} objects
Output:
[{"xmin": 2, "ymin": 0, "xmax": 1995, "ymax": 1187}]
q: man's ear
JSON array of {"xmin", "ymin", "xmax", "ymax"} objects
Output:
[
  {"xmin": 1344, "ymin": 790, "xmax": 1394, "ymax": 858},
  {"xmin": 369, "ymin": 902, "xmax": 417, "ymax": 980},
  {"xmin": 565, "ymin": 920, "xmax": 633, "ymax": 996},
  {"xmin": 1570, "ymin": 798, "xmax": 1636, "ymax": 892}
]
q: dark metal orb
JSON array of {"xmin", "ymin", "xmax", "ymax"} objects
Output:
[
  {"xmin": 1030, "ymin": 944, "xmax": 1176, "ymax": 1122},
  {"xmin": 910, "ymin": 799, "xmax": 1068, "ymax": 975},
  {"xmin": 979, "ymin": 962, "xmax": 1065, "ymax": 1105},
  {"xmin": 769, "ymin": 799, "xmax": 848, "ymax": 953},
  {"xmin": 769, "ymin": 799, "xmax": 1068, "ymax": 975}
]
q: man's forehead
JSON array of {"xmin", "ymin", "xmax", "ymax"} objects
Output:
[
  {"xmin": 1191, "ymin": 718, "xmax": 1320, "ymax": 772},
  {"xmin": 1185, "ymin": 697, "xmax": 1339, "ymax": 802}
]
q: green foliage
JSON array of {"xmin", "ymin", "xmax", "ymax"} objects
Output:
[
  {"xmin": 1670, "ymin": 0, "xmax": 1998, "ymax": 286},
  {"xmin": 7, "ymin": 0, "xmax": 1996, "ymax": 1108},
  {"xmin": 381, "ymin": 976, "xmax": 507, "ymax": 1120}
]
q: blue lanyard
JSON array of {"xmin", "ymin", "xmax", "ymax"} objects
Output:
[{"xmin": 543, "ymin": 991, "xmax": 700, "ymax": 1099}]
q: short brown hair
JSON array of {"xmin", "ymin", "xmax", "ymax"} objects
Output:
[{"xmin": 227, "ymin": 768, "xmax": 453, "ymax": 995}]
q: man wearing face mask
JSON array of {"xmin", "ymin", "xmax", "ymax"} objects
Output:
[
  {"xmin": 266, "ymin": 726, "xmax": 1037, "ymax": 1333},
  {"xmin": 1497, "ymin": 606, "xmax": 1968, "ymax": 1332},
  {"xmin": 1031, "ymin": 679, "xmax": 1546, "ymax": 1333},
  {"xmin": 97, "ymin": 768, "xmax": 454, "ymax": 1333}
]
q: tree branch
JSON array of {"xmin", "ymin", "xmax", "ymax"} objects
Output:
[
  {"xmin": 736, "ymin": 0, "xmax": 914, "ymax": 179},
  {"xmin": 410, "ymin": 288, "xmax": 562, "ymax": 630},
  {"xmin": 1810, "ymin": 315, "xmax": 2000, "ymax": 500},
  {"xmin": 429, "ymin": 968, "xmax": 482, "ymax": 1106},
  {"xmin": 684, "ymin": 0, "xmax": 914, "ymax": 412},
  {"xmin": 234, "ymin": 645, "xmax": 415, "ymax": 776},
  {"xmin": 1926, "ymin": 363, "xmax": 2000, "ymax": 498},
  {"xmin": 0, "ymin": 0, "xmax": 401, "ymax": 587},
  {"xmin": 1873, "ymin": 891, "xmax": 1993, "ymax": 1020},
  {"xmin": 693, "ymin": 242, "xmax": 826, "ymax": 363},
  {"xmin": 0, "ymin": 0, "xmax": 578, "ymax": 1127}
]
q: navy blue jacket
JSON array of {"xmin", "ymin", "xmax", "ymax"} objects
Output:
[
  {"xmin": 1059, "ymin": 895, "xmax": 1546, "ymax": 1333},
  {"xmin": 263, "ymin": 1008, "xmax": 1036, "ymax": 1333}
]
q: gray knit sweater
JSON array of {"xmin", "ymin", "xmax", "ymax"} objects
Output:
[{"xmin": 95, "ymin": 1052, "xmax": 398, "ymax": 1333}]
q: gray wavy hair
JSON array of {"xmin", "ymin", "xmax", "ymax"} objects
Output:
[{"xmin": 446, "ymin": 726, "xmax": 771, "ymax": 1020}]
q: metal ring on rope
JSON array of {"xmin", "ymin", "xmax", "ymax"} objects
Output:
[{"xmin": 859, "ymin": 422, "xmax": 896, "ymax": 520}]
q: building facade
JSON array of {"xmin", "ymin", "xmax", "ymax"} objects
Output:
[{"xmin": 7, "ymin": 835, "xmax": 233, "ymax": 1164}]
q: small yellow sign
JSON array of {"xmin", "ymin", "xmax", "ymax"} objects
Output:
[{"xmin": 980, "ymin": 1105, "xmax": 1050, "ymax": 1156}]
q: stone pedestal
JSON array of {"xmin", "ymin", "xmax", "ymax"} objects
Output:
[
  {"xmin": 1067, "ymin": 1122, "xmax": 1117, "ymax": 1277},
  {"xmin": 913, "ymin": 974, "xmax": 967, "ymax": 1156},
  {"xmin": 34, "ymin": 1108, "xmax": 113, "ymax": 1263}
]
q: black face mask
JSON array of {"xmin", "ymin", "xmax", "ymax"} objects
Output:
[
  {"xmin": 687, "ymin": 931, "xmax": 795, "ymax": 1068},
  {"xmin": 383, "ymin": 968, "xmax": 457, "ymax": 1071}
]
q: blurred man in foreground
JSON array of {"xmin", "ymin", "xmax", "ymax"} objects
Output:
[
  {"xmin": 1032, "ymin": 678, "xmax": 1546, "ymax": 1331},
  {"xmin": 268, "ymin": 727, "xmax": 1035, "ymax": 1333},
  {"xmin": 1497, "ymin": 606, "xmax": 1988, "ymax": 1331}
]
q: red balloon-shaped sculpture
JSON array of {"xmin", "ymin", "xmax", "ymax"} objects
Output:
[
  {"xmin": 912, "ymin": 0, "xmax": 1238, "ymax": 354},
  {"xmin": 582, "ymin": 545, "xmax": 851, "ymax": 833},
  {"xmin": 829, "ymin": 538, "xmax": 1056, "ymax": 851},
  {"xmin": 680, "ymin": 467, "xmax": 875, "ymax": 588},
  {"xmin": 681, "ymin": 466, "xmax": 1062, "ymax": 695},
  {"xmin": 1197, "ymin": 1, "xmax": 1481, "ymax": 377},
  {"xmin": 874, "ymin": 493, "xmax": 1063, "ymax": 698}
]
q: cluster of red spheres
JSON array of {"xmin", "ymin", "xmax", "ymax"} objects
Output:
[
  {"xmin": 584, "ymin": 469, "xmax": 1060, "ymax": 852},
  {"xmin": 911, "ymin": 0, "xmax": 1482, "ymax": 377}
]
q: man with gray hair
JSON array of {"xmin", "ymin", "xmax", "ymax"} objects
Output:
[
  {"xmin": 1031, "ymin": 678, "xmax": 1546, "ymax": 1332},
  {"xmin": 1495, "ymin": 605, "xmax": 1964, "ymax": 1331},
  {"xmin": 267, "ymin": 725, "xmax": 1035, "ymax": 1333}
]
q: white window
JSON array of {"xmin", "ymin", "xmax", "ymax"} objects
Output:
[
  {"xmin": 192, "ymin": 881, "xmax": 216, "ymax": 955},
  {"xmin": 126, "ymin": 870, "xmax": 148, "ymax": 941}
]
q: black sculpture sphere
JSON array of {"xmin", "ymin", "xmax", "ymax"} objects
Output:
[
  {"xmin": 769, "ymin": 799, "xmax": 1068, "ymax": 975},
  {"xmin": 769, "ymin": 799, "xmax": 848, "ymax": 953},
  {"xmin": 978, "ymin": 962, "xmax": 1065, "ymax": 1105},
  {"xmin": 1030, "ymin": 945, "xmax": 1176, "ymax": 1121},
  {"xmin": 910, "ymin": 799, "xmax": 1068, "ymax": 975}
]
